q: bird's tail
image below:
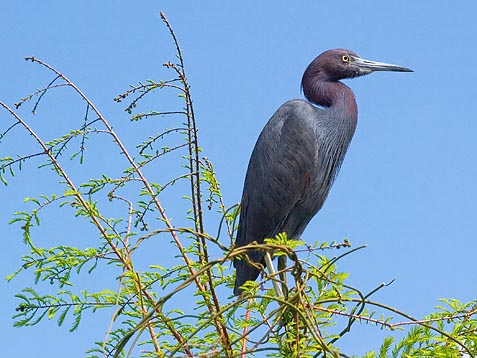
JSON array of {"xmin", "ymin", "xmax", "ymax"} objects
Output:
[{"xmin": 233, "ymin": 258, "xmax": 262, "ymax": 296}]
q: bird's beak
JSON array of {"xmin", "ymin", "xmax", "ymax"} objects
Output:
[{"xmin": 352, "ymin": 56, "xmax": 413, "ymax": 73}]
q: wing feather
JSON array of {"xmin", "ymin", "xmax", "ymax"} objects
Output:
[{"xmin": 234, "ymin": 100, "xmax": 322, "ymax": 293}]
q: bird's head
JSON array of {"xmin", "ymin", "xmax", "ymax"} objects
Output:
[{"xmin": 304, "ymin": 49, "xmax": 413, "ymax": 82}]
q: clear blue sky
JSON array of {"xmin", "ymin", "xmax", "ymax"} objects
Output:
[{"xmin": 1, "ymin": 2, "xmax": 476, "ymax": 357}]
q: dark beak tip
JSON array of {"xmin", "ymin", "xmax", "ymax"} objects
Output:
[{"xmin": 391, "ymin": 65, "xmax": 413, "ymax": 73}]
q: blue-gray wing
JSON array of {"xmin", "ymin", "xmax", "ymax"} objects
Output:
[{"xmin": 234, "ymin": 100, "xmax": 325, "ymax": 293}]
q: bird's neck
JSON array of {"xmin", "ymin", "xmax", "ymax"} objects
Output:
[{"xmin": 304, "ymin": 80, "xmax": 358, "ymax": 122}]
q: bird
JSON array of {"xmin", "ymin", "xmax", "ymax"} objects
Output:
[{"xmin": 233, "ymin": 49, "xmax": 412, "ymax": 296}]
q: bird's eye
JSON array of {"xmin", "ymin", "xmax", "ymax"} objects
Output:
[{"xmin": 342, "ymin": 55, "xmax": 350, "ymax": 63}]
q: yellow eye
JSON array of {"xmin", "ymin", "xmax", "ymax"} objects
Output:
[{"xmin": 342, "ymin": 55, "xmax": 350, "ymax": 63}]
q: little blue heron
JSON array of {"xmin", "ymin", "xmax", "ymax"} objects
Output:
[{"xmin": 233, "ymin": 49, "xmax": 412, "ymax": 296}]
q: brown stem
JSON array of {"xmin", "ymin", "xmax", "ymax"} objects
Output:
[{"xmin": 160, "ymin": 12, "xmax": 232, "ymax": 355}]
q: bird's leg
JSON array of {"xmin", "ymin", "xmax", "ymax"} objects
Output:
[
  {"xmin": 277, "ymin": 255, "xmax": 288, "ymax": 298},
  {"xmin": 263, "ymin": 252, "xmax": 284, "ymax": 297}
]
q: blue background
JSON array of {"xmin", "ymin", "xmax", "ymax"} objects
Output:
[{"xmin": 1, "ymin": 2, "xmax": 476, "ymax": 357}]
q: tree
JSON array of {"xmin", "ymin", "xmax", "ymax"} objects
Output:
[{"xmin": 2, "ymin": 12, "xmax": 476, "ymax": 358}]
